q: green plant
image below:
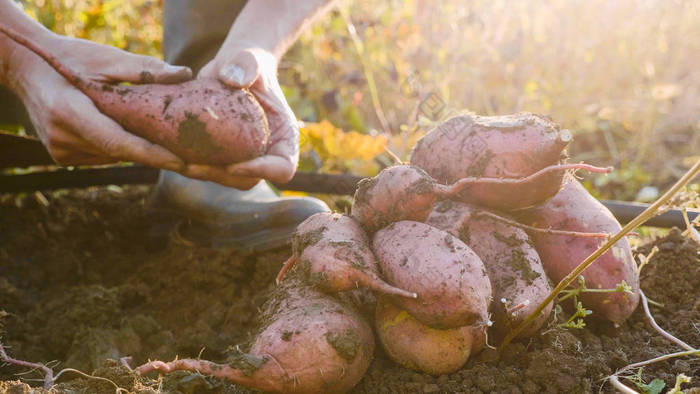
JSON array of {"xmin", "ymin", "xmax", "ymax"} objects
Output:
[
  {"xmin": 550, "ymin": 276, "xmax": 632, "ymax": 330},
  {"xmin": 668, "ymin": 374, "xmax": 691, "ymax": 394},
  {"xmin": 623, "ymin": 368, "xmax": 665, "ymax": 394},
  {"xmin": 555, "ymin": 302, "xmax": 591, "ymax": 329}
]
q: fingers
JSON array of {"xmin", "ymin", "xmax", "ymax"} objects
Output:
[
  {"xmin": 218, "ymin": 50, "xmax": 260, "ymax": 88},
  {"xmin": 182, "ymin": 164, "xmax": 261, "ymax": 190},
  {"xmin": 226, "ymin": 155, "xmax": 296, "ymax": 184},
  {"xmin": 98, "ymin": 50, "xmax": 192, "ymax": 84},
  {"xmin": 225, "ymin": 84, "xmax": 300, "ymax": 183},
  {"xmin": 50, "ymin": 149, "xmax": 118, "ymax": 166},
  {"xmin": 244, "ymin": 61, "xmax": 299, "ymax": 162},
  {"xmin": 209, "ymin": 47, "xmax": 299, "ymax": 182},
  {"xmin": 255, "ymin": 89, "xmax": 301, "ymax": 169},
  {"xmin": 57, "ymin": 36, "xmax": 192, "ymax": 84}
]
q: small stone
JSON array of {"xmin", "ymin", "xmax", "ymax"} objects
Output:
[{"xmin": 423, "ymin": 383, "xmax": 440, "ymax": 393}]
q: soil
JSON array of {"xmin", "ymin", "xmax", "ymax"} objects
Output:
[{"xmin": 1, "ymin": 187, "xmax": 699, "ymax": 394}]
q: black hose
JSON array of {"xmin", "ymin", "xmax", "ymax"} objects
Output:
[{"xmin": 1, "ymin": 166, "xmax": 696, "ymax": 228}]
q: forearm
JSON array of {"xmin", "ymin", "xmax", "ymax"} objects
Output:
[
  {"xmin": 0, "ymin": 0, "xmax": 56, "ymax": 89},
  {"xmin": 222, "ymin": 0, "xmax": 337, "ymax": 59}
]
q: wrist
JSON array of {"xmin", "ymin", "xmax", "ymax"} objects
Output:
[
  {"xmin": 220, "ymin": 0, "xmax": 335, "ymax": 61},
  {"xmin": 0, "ymin": 24, "xmax": 58, "ymax": 91},
  {"xmin": 220, "ymin": 34, "xmax": 283, "ymax": 61}
]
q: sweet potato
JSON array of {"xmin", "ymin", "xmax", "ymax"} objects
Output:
[
  {"xmin": 352, "ymin": 165, "xmax": 438, "ymax": 232},
  {"xmin": 426, "ymin": 201, "xmax": 553, "ymax": 337},
  {"xmin": 410, "ymin": 113, "xmax": 576, "ymax": 210},
  {"xmin": 337, "ymin": 287, "xmax": 378, "ymax": 323},
  {"xmin": 137, "ymin": 275, "xmax": 374, "ymax": 393},
  {"xmin": 352, "ymin": 163, "xmax": 610, "ymax": 233},
  {"xmin": 374, "ymin": 297, "xmax": 485, "ymax": 375},
  {"xmin": 372, "ymin": 221, "xmax": 492, "ymax": 329},
  {"xmin": 277, "ymin": 212, "xmax": 417, "ymax": 299},
  {"xmin": 513, "ymin": 178, "xmax": 640, "ymax": 323},
  {"xmin": 0, "ymin": 25, "xmax": 268, "ymax": 164}
]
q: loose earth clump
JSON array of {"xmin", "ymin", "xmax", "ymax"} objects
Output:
[{"xmin": 1, "ymin": 188, "xmax": 698, "ymax": 393}]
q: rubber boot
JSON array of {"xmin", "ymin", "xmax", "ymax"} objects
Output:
[
  {"xmin": 149, "ymin": 0, "xmax": 330, "ymax": 253},
  {"xmin": 149, "ymin": 171, "xmax": 329, "ymax": 252}
]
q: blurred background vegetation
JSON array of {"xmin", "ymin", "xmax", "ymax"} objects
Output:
[{"xmin": 13, "ymin": 0, "xmax": 700, "ymax": 206}]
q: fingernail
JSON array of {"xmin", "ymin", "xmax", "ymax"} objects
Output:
[
  {"xmin": 165, "ymin": 64, "xmax": 187, "ymax": 73},
  {"xmin": 166, "ymin": 64, "xmax": 192, "ymax": 77},
  {"xmin": 227, "ymin": 165, "xmax": 246, "ymax": 175},
  {"xmin": 164, "ymin": 160, "xmax": 185, "ymax": 172},
  {"xmin": 186, "ymin": 164, "xmax": 208, "ymax": 177},
  {"xmin": 223, "ymin": 65, "xmax": 245, "ymax": 86}
]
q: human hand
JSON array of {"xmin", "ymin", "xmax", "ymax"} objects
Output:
[
  {"xmin": 7, "ymin": 33, "xmax": 192, "ymax": 171},
  {"xmin": 194, "ymin": 46, "xmax": 299, "ymax": 186}
]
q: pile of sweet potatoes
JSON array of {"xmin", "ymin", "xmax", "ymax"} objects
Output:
[{"xmin": 136, "ymin": 113, "xmax": 640, "ymax": 393}]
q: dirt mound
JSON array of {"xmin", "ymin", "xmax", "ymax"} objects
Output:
[{"xmin": 1, "ymin": 187, "xmax": 698, "ymax": 393}]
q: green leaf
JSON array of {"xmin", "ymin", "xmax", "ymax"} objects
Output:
[{"xmin": 637, "ymin": 378, "xmax": 665, "ymax": 394}]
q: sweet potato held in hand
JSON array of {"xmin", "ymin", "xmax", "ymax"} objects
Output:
[{"xmin": 0, "ymin": 25, "xmax": 269, "ymax": 165}]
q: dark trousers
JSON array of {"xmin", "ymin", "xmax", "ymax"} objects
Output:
[{"xmin": 0, "ymin": 0, "xmax": 247, "ymax": 132}]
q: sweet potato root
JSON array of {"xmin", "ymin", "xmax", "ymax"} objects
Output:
[
  {"xmin": 0, "ymin": 25, "xmax": 268, "ymax": 164},
  {"xmin": 410, "ymin": 113, "xmax": 575, "ymax": 210},
  {"xmin": 277, "ymin": 212, "xmax": 417, "ymax": 299},
  {"xmin": 426, "ymin": 201, "xmax": 553, "ymax": 337},
  {"xmin": 374, "ymin": 297, "xmax": 485, "ymax": 375},
  {"xmin": 352, "ymin": 163, "xmax": 610, "ymax": 233},
  {"xmin": 372, "ymin": 221, "xmax": 492, "ymax": 329},
  {"xmin": 137, "ymin": 275, "xmax": 374, "ymax": 393},
  {"xmin": 513, "ymin": 178, "xmax": 640, "ymax": 323}
]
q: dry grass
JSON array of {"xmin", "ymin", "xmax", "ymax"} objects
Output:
[{"xmin": 287, "ymin": 0, "xmax": 699, "ymax": 198}]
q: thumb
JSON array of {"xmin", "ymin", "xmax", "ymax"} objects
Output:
[{"xmin": 218, "ymin": 50, "xmax": 260, "ymax": 88}]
